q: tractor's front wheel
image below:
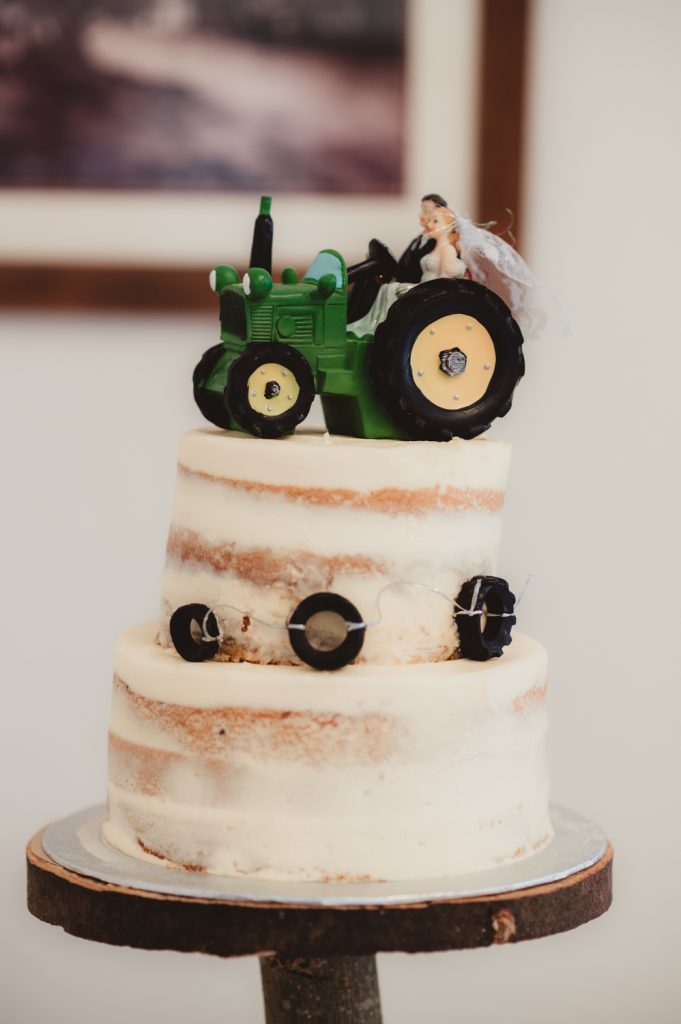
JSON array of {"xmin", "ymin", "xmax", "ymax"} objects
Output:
[{"xmin": 226, "ymin": 343, "xmax": 315, "ymax": 438}]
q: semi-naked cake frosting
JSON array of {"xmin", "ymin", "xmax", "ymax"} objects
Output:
[
  {"xmin": 103, "ymin": 428, "xmax": 553, "ymax": 882},
  {"xmin": 158, "ymin": 428, "xmax": 512, "ymax": 665}
]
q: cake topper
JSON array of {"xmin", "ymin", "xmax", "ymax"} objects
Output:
[
  {"xmin": 347, "ymin": 192, "xmax": 446, "ymax": 322},
  {"xmin": 346, "ymin": 202, "xmax": 467, "ymax": 339},
  {"xmin": 169, "ymin": 575, "xmax": 517, "ymax": 670},
  {"xmin": 193, "ymin": 196, "xmax": 525, "ymax": 442}
]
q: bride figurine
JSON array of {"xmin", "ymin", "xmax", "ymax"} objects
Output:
[{"xmin": 347, "ymin": 205, "xmax": 467, "ymax": 338}]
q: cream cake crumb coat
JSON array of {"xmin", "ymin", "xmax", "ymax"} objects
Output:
[
  {"xmin": 104, "ymin": 624, "xmax": 552, "ymax": 882},
  {"xmin": 158, "ymin": 429, "xmax": 512, "ymax": 665}
]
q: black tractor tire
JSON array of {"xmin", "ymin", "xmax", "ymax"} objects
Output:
[
  {"xmin": 455, "ymin": 575, "xmax": 516, "ymax": 661},
  {"xmin": 169, "ymin": 603, "xmax": 221, "ymax": 663},
  {"xmin": 287, "ymin": 592, "xmax": 366, "ymax": 671},
  {"xmin": 193, "ymin": 344, "xmax": 232, "ymax": 429},
  {"xmin": 226, "ymin": 342, "xmax": 315, "ymax": 439},
  {"xmin": 370, "ymin": 278, "xmax": 525, "ymax": 441}
]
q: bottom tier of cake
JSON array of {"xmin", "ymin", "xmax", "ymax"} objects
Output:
[{"xmin": 103, "ymin": 623, "xmax": 553, "ymax": 882}]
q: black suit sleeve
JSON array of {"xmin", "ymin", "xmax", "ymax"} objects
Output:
[{"xmin": 396, "ymin": 236, "xmax": 435, "ymax": 283}]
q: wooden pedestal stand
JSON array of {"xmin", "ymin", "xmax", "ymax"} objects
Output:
[{"xmin": 27, "ymin": 827, "xmax": 612, "ymax": 1024}]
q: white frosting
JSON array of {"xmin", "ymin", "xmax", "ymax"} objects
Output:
[
  {"xmin": 103, "ymin": 426, "xmax": 554, "ymax": 883},
  {"xmin": 103, "ymin": 623, "xmax": 553, "ymax": 882},
  {"xmin": 159, "ymin": 429, "xmax": 512, "ymax": 664},
  {"xmin": 177, "ymin": 428, "xmax": 510, "ymax": 489}
]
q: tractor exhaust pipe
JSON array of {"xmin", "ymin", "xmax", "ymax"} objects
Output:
[{"xmin": 249, "ymin": 195, "xmax": 273, "ymax": 273}]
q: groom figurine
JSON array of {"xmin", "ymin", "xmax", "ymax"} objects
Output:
[
  {"xmin": 395, "ymin": 193, "xmax": 448, "ymax": 283},
  {"xmin": 347, "ymin": 193, "xmax": 448, "ymax": 320}
]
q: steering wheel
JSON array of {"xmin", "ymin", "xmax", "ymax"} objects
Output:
[{"xmin": 347, "ymin": 238, "xmax": 397, "ymax": 284}]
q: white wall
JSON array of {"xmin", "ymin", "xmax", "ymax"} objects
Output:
[{"xmin": 3, "ymin": 1, "xmax": 681, "ymax": 1021}]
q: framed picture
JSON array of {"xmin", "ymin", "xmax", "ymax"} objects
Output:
[
  {"xmin": 0, "ymin": 0, "xmax": 528, "ymax": 307},
  {"xmin": 1, "ymin": 0, "xmax": 407, "ymax": 195}
]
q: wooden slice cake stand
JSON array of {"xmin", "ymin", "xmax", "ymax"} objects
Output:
[{"xmin": 27, "ymin": 806, "xmax": 612, "ymax": 1024}]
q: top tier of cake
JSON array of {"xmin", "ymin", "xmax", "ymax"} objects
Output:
[{"xmin": 159, "ymin": 428, "xmax": 511, "ymax": 665}]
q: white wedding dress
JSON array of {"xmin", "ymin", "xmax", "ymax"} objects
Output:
[{"xmin": 347, "ymin": 245, "xmax": 467, "ymax": 338}]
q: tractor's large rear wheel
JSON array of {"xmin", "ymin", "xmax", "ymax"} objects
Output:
[
  {"xmin": 370, "ymin": 278, "xmax": 525, "ymax": 441},
  {"xmin": 226, "ymin": 342, "xmax": 316, "ymax": 438}
]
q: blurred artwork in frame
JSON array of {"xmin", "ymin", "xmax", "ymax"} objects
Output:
[{"xmin": 0, "ymin": 0, "xmax": 405, "ymax": 193}]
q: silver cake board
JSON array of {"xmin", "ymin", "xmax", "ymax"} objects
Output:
[{"xmin": 41, "ymin": 803, "xmax": 608, "ymax": 908}]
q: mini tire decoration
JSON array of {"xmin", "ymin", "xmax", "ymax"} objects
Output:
[
  {"xmin": 226, "ymin": 342, "xmax": 316, "ymax": 439},
  {"xmin": 370, "ymin": 278, "xmax": 525, "ymax": 441},
  {"xmin": 287, "ymin": 592, "xmax": 366, "ymax": 671},
  {"xmin": 192, "ymin": 344, "xmax": 232, "ymax": 430},
  {"xmin": 455, "ymin": 575, "xmax": 516, "ymax": 661},
  {"xmin": 170, "ymin": 603, "xmax": 221, "ymax": 663}
]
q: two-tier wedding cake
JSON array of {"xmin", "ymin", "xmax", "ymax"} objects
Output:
[{"xmin": 102, "ymin": 197, "xmax": 553, "ymax": 883}]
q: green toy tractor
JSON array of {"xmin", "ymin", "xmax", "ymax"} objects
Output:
[{"xmin": 193, "ymin": 200, "xmax": 525, "ymax": 441}]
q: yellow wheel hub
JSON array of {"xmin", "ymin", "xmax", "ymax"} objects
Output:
[
  {"xmin": 246, "ymin": 362, "xmax": 300, "ymax": 417},
  {"xmin": 409, "ymin": 314, "xmax": 496, "ymax": 410}
]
